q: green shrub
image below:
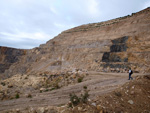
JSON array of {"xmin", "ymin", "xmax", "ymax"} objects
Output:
[
  {"xmin": 81, "ymin": 90, "xmax": 89, "ymax": 103},
  {"xmin": 69, "ymin": 93, "xmax": 80, "ymax": 106},
  {"xmin": 1, "ymin": 82, "xmax": 5, "ymax": 86},
  {"xmin": 69, "ymin": 87, "xmax": 89, "ymax": 107},
  {"xmin": 16, "ymin": 93, "xmax": 20, "ymax": 99},
  {"xmin": 83, "ymin": 86, "xmax": 87, "ymax": 89},
  {"xmin": 78, "ymin": 77, "xmax": 83, "ymax": 83},
  {"xmin": 44, "ymin": 89, "xmax": 49, "ymax": 92},
  {"xmin": 50, "ymin": 87, "xmax": 56, "ymax": 91}
]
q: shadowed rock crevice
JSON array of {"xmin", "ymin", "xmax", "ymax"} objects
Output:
[
  {"xmin": 110, "ymin": 36, "xmax": 128, "ymax": 52},
  {"xmin": 0, "ymin": 46, "xmax": 26, "ymax": 75},
  {"xmin": 102, "ymin": 53, "xmax": 128, "ymax": 62}
]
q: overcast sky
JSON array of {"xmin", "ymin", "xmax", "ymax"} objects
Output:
[{"xmin": 0, "ymin": 0, "xmax": 149, "ymax": 49}]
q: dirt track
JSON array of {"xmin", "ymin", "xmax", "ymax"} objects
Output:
[{"xmin": 0, "ymin": 72, "xmax": 138, "ymax": 112}]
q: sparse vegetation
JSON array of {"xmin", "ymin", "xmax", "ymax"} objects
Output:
[
  {"xmin": 83, "ymin": 86, "xmax": 87, "ymax": 89},
  {"xmin": 69, "ymin": 87, "xmax": 89, "ymax": 107},
  {"xmin": 78, "ymin": 77, "xmax": 83, "ymax": 83},
  {"xmin": 50, "ymin": 87, "xmax": 56, "ymax": 91},
  {"xmin": 44, "ymin": 89, "xmax": 49, "ymax": 92},
  {"xmin": 15, "ymin": 93, "xmax": 20, "ymax": 99},
  {"xmin": 82, "ymin": 91, "xmax": 89, "ymax": 103},
  {"xmin": 1, "ymin": 82, "xmax": 5, "ymax": 86},
  {"xmin": 69, "ymin": 93, "xmax": 80, "ymax": 107}
]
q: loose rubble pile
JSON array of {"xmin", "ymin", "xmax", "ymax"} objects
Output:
[
  {"xmin": 0, "ymin": 71, "xmax": 88, "ymax": 101},
  {"xmin": 0, "ymin": 74, "xmax": 45, "ymax": 100}
]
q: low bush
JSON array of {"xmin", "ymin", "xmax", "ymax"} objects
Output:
[
  {"xmin": 16, "ymin": 93, "xmax": 20, "ymax": 99},
  {"xmin": 69, "ymin": 87, "xmax": 89, "ymax": 107},
  {"xmin": 83, "ymin": 86, "xmax": 87, "ymax": 89},
  {"xmin": 78, "ymin": 77, "xmax": 83, "ymax": 83},
  {"xmin": 44, "ymin": 89, "xmax": 49, "ymax": 92},
  {"xmin": 1, "ymin": 82, "xmax": 5, "ymax": 86},
  {"xmin": 50, "ymin": 87, "xmax": 56, "ymax": 91},
  {"xmin": 81, "ymin": 90, "xmax": 89, "ymax": 103},
  {"xmin": 69, "ymin": 93, "xmax": 80, "ymax": 106}
]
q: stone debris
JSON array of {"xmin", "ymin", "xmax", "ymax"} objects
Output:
[
  {"xmin": 130, "ymin": 91, "xmax": 134, "ymax": 95},
  {"xmin": 78, "ymin": 107, "xmax": 82, "ymax": 111},
  {"xmin": 128, "ymin": 100, "xmax": 134, "ymax": 105},
  {"xmin": 91, "ymin": 102, "xmax": 96, "ymax": 106},
  {"xmin": 132, "ymin": 86, "xmax": 135, "ymax": 89}
]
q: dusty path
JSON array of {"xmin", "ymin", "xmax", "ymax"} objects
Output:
[{"xmin": 0, "ymin": 72, "xmax": 137, "ymax": 111}]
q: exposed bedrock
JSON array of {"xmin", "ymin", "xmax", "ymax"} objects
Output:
[
  {"xmin": 1, "ymin": 8, "xmax": 150, "ymax": 78},
  {"xmin": 0, "ymin": 46, "xmax": 26, "ymax": 78}
]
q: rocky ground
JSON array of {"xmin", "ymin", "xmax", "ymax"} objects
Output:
[
  {"xmin": 0, "ymin": 72, "xmax": 149, "ymax": 113},
  {"xmin": 94, "ymin": 74, "xmax": 150, "ymax": 113}
]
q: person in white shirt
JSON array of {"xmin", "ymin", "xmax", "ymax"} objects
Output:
[{"xmin": 128, "ymin": 69, "xmax": 133, "ymax": 80}]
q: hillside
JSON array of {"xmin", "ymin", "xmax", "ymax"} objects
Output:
[
  {"xmin": 0, "ymin": 8, "xmax": 150, "ymax": 76},
  {"xmin": 1, "ymin": 8, "xmax": 149, "ymax": 78},
  {"xmin": 0, "ymin": 7, "xmax": 150, "ymax": 113}
]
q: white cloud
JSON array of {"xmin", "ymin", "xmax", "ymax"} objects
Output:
[
  {"xmin": 143, "ymin": 1, "xmax": 150, "ymax": 9},
  {"xmin": 0, "ymin": 0, "xmax": 149, "ymax": 49},
  {"xmin": 50, "ymin": 6, "xmax": 59, "ymax": 15},
  {"xmin": 87, "ymin": 0, "xmax": 100, "ymax": 16},
  {"xmin": 0, "ymin": 32, "xmax": 50, "ymax": 41}
]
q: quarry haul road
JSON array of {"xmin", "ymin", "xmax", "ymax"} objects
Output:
[{"xmin": 0, "ymin": 72, "xmax": 138, "ymax": 111}]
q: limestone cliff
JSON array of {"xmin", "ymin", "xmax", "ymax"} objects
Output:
[{"xmin": 3, "ymin": 8, "xmax": 150, "ymax": 77}]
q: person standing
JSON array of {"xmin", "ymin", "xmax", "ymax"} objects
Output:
[{"xmin": 128, "ymin": 69, "xmax": 133, "ymax": 80}]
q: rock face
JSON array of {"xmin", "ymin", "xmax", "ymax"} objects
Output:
[
  {"xmin": 0, "ymin": 46, "xmax": 26, "ymax": 78},
  {"xmin": 2, "ymin": 8, "xmax": 150, "ymax": 77}
]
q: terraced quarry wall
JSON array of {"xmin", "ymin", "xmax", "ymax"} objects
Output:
[{"xmin": 2, "ymin": 8, "xmax": 150, "ymax": 78}]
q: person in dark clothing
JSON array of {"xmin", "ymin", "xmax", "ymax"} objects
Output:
[{"xmin": 128, "ymin": 69, "xmax": 133, "ymax": 80}]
